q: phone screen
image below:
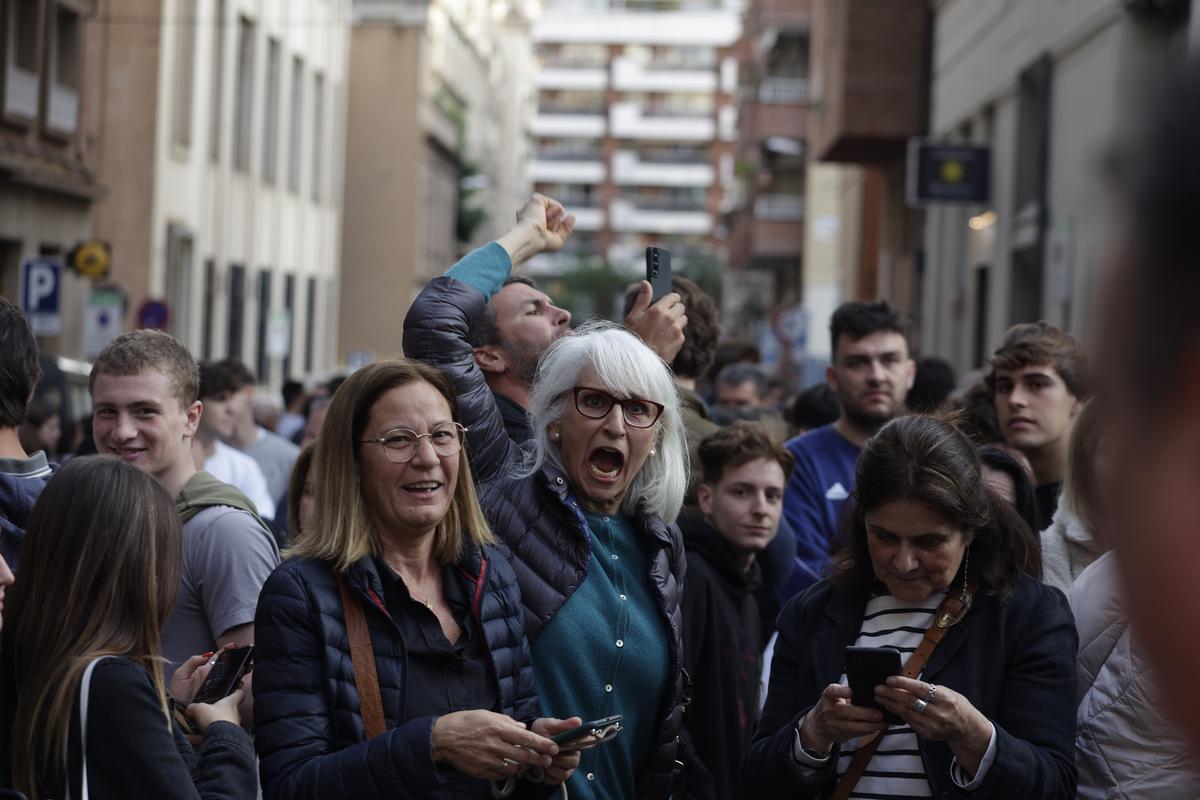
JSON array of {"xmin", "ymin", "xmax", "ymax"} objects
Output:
[{"xmin": 192, "ymin": 645, "xmax": 254, "ymax": 706}]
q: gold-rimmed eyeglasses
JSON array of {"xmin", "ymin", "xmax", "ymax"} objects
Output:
[{"xmin": 361, "ymin": 423, "xmax": 468, "ymax": 463}]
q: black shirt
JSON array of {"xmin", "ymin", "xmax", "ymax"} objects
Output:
[
  {"xmin": 492, "ymin": 391, "xmax": 533, "ymax": 446},
  {"xmin": 1036, "ymin": 481, "xmax": 1063, "ymax": 531},
  {"xmin": 372, "ymin": 558, "xmax": 498, "ymax": 721}
]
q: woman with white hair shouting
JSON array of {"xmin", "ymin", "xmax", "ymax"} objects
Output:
[{"xmin": 404, "ymin": 195, "xmax": 689, "ymax": 800}]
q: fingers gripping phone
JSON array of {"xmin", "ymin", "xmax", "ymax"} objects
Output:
[
  {"xmin": 191, "ymin": 645, "xmax": 254, "ymax": 705},
  {"xmin": 844, "ymin": 646, "xmax": 902, "ymax": 725},
  {"xmin": 645, "ymin": 247, "xmax": 672, "ymax": 302},
  {"xmin": 551, "ymin": 714, "xmax": 623, "ymax": 750}
]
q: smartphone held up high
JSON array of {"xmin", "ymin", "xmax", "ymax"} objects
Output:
[{"xmin": 645, "ymin": 246, "xmax": 673, "ymax": 302}]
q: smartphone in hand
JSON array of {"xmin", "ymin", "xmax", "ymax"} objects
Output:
[
  {"xmin": 191, "ymin": 645, "xmax": 254, "ymax": 706},
  {"xmin": 551, "ymin": 714, "xmax": 623, "ymax": 749},
  {"xmin": 645, "ymin": 246, "xmax": 672, "ymax": 302},
  {"xmin": 844, "ymin": 646, "xmax": 902, "ymax": 725}
]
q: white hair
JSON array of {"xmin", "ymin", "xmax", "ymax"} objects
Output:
[{"xmin": 521, "ymin": 319, "xmax": 687, "ymax": 523}]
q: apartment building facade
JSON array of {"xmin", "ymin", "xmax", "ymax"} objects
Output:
[
  {"xmin": 527, "ymin": 0, "xmax": 742, "ymax": 283},
  {"xmin": 87, "ymin": 0, "xmax": 350, "ymax": 391},
  {"xmin": 0, "ymin": 0, "xmax": 103, "ymax": 358},
  {"xmin": 338, "ymin": 0, "xmax": 538, "ymax": 364},
  {"xmin": 921, "ymin": 0, "xmax": 1187, "ymax": 374}
]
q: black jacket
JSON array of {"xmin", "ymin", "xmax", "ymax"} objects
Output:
[
  {"xmin": 677, "ymin": 518, "xmax": 763, "ymax": 800},
  {"xmin": 742, "ymin": 575, "xmax": 1079, "ymax": 799},
  {"xmin": 404, "ymin": 275, "xmax": 687, "ymax": 799},
  {"xmin": 50, "ymin": 657, "xmax": 256, "ymax": 800},
  {"xmin": 253, "ymin": 545, "xmax": 542, "ymax": 800}
]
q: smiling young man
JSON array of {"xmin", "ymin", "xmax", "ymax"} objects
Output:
[
  {"xmin": 987, "ymin": 322, "xmax": 1090, "ymax": 529},
  {"xmin": 90, "ymin": 331, "xmax": 279, "ymax": 670},
  {"xmin": 678, "ymin": 422, "xmax": 792, "ymax": 800},
  {"xmin": 781, "ymin": 301, "xmax": 915, "ymax": 596}
]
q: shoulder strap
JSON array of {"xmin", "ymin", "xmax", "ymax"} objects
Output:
[
  {"xmin": 830, "ymin": 588, "xmax": 974, "ymax": 800},
  {"xmin": 72, "ymin": 656, "xmax": 111, "ymax": 800},
  {"xmin": 336, "ymin": 573, "xmax": 387, "ymax": 740}
]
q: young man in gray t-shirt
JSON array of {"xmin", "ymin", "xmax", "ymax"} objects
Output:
[{"xmin": 90, "ymin": 331, "xmax": 280, "ymax": 670}]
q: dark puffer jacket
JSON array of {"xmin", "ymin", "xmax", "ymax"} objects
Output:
[
  {"xmin": 405, "ymin": 275, "xmax": 687, "ymax": 799},
  {"xmin": 253, "ymin": 544, "xmax": 541, "ymax": 800}
]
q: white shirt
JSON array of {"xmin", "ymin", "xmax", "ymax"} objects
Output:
[{"xmin": 203, "ymin": 440, "xmax": 277, "ymax": 519}]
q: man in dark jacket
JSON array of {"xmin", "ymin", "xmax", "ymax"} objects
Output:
[
  {"xmin": 679, "ymin": 422, "xmax": 792, "ymax": 800},
  {"xmin": 0, "ymin": 297, "xmax": 53, "ymax": 570}
]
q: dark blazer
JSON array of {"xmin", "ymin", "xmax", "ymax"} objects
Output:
[
  {"xmin": 253, "ymin": 544, "xmax": 542, "ymax": 800},
  {"xmin": 404, "ymin": 274, "xmax": 687, "ymax": 799},
  {"xmin": 742, "ymin": 575, "xmax": 1079, "ymax": 799}
]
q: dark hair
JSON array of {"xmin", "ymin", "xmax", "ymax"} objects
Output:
[
  {"xmin": 1106, "ymin": 61, "xmax": 1200, "ymax": 413},
  {"xmin": 282, "ymin": 380, "xmax": 305, "ymax": 409},
  {"xmin": 199, "ymin": 359, "xmax": 255, "ymax": 398},
  {"xmin": 830, "ymin": 415, "xmax": 1041, "ymax": 597},
  {"xmin": 9, "ymin": 456, "xmax": 181, "ymax": 798},
  {"xmin": 0, "ymin": 296, "xmax": 42, "ymax": 428},
  {"xmin": 979, "ymin": 444, "xmax": 1041, "ymax": 536},
  {"xmin": 986, "ymin": 322, "xmax": 1090, "ymax": 399},
  {"xmin": 950, "ymin": 381, "xmax": 1002, "ymax": 444},
  {"xmin": 907, "ymin": 357, "xmax": 957, "ymax": 413},
  {"xmin": 788, "ymin": 383, "xmax": 839, "ymax": 432},
  {"xmin": 286, "ymin": 443, "xmax": 316, "ymax": 545},
  {"xmin": 469, "ymin": 275, "xmax": 538, "ymax": 349},
  {"xmin": 325, "ymin": 375, "xmax": 347, "ymax": 398},
  {"xmin": 715, "ymin": 363, "xmax": 767, "ymax": 396},
  {"xmin": 698, "ymin": 421, "xmax": 794, "ymax": 485},
  {"xmin": 622, "ymin": 276, "xmax": 720, "ymax": 380},
  {"xmin": 708, "ymin": 340, "xmax": 761, "ymax": 387},
  {"xmin": 829, "ymin": 301, "xmax": 904, "ymax": 358}
]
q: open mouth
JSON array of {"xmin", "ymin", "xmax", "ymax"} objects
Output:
[
  {"xmin": 588, "ymin": 447, "xmax": 625, "ymax": 480},
  {"xmin": 402, "ymin": 481, "xmax": 443, "ymax": 495}
]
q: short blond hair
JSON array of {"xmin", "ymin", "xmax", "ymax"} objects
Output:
[
  {"xmin": 90, "ymin": 330, "xmax": 199, "ymax": 409},
  {"xmin": 289, "ymin": 360, "xmax": 494, "ymax": 571}
]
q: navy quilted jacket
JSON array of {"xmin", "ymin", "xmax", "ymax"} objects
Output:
[
  {"xmin": 252, "ymin": 544, "xmax": 543, "ymax": 800},
  {"xmin": 404, "ymin": 276, "xmax": 687, "ymax": 799}
]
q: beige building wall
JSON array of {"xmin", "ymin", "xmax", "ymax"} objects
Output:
[{"xmin": 338, "ymin": 24, "xmax": 424, "ymax": 362}]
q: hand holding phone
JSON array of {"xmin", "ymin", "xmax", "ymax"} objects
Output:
[
  {"xmin": 550, "ymin": 714, "xmax": 623, "ymax": 750},
  {"xmin": 845, "ymin": 646, "xmax": 903, "ymax": 724},
  {"xmin": 191, "ymin": 645, "xmax": 254, "ymax": 705}
]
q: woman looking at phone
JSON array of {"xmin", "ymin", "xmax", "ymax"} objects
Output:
[
  {"xmin": 743, "ymin": 416, "xmax": 1077, "ymax": 798},
  {"xmin": 6, "ymin": 456, "xmax": 257, "ymax": 800},
  {"xmin": 253, "ymin": 361, "xmax": 580, "ymax": 800}
]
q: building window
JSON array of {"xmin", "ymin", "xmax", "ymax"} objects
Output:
[
  {"xmin": 172, "ymin": 0, "xmax": 197, "ymax": 148},
  {"xmin": 283, "ymin": 273, "xmax": 295, "ymax": 378},
  {"xmin": 202, "ymin": 259, "xmax": 216, "ymax": 359},
  {"xmin": 4, "ymin": 0, "xmax": 41, "ymax": 120},
  {"xmin": 46, "ymin": 3, "xmax": 82, "ymax": 133},
  {"xmin": 165, "ymin": 225, "xmax": 194, "ymax": 346},
  {"xmin": 304, "ymin": 276, "xmax": 316, "ymax": 373},
  {"xmin": 311, "ymin": 71, "xmax": 324, "ymax": 202},
  {"xmin": 287, "ymin": 56, "xmax": 304, "ymax": 193},
  {"xmin": 209, "ymin": 0, "xmax": 226, "ymax": 162},
  {"xmin": 262, "ymin": 37, "xmax": 281, "ymax": 183},
  {"xmin": 228, "ymin": 264, "xmax": 246, "ymax": 359},
  {"xmin": 256, "ymin": 269, "xmax": 271, "ymax": 381},
  {"xmin": 233, "ymin": 16, "xmax": 255, "ymax": 173}
]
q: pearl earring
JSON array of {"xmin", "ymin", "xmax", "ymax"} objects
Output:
[
  {"xmin": 551, "ymin": 432, "xmax": 560, "ymax": 442},
  {"xmin": 649, "ymin": 448, "xmax": 656, "ymax": 457}
]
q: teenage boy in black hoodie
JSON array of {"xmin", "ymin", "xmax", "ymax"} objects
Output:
[{"xmin": 678, "ymin": 421, "xmax": 793, "ymax": 800}]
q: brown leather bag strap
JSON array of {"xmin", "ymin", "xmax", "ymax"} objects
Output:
[
  {"xmin": 829, "ymin": 587, "xmax": 974, "ymax": 800},
  {"xmin": 337, "ymin": 573, "xmax": 387, "ymax": 740}
]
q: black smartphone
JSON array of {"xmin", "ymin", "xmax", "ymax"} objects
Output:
[
  {"xmin": 551, "ymin": 714, "xmax": 623, "ymax": 746},
  {"xmin": 645, "ymin": 246, "xmax": 672, "ymax": 302},
  {"xmin": 191, "ymin": 645, "xmax": 254, "ymax": 705},
  {"xmin": 844, "ymin": 646, "xmax": 902, "ymax": 724}
]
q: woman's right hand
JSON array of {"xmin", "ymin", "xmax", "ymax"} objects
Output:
[
  {"xmin": 431, "ymin": 710, "xmax": 560, "ymax": 782},
  {"xmin": 799, "ymin": 683, "xmax": 886, "ymax": 753},
  {"xmin": 187, "ymin": 688, "xmax": 245, "ymax": 734}
]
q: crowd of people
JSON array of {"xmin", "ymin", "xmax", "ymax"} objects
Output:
[{"xmin": 0, "ymin": 58, "xmax": 1198, "ymax": 800}]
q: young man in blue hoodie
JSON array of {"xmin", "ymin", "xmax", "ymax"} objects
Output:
[{"xmin": 0, "ymin": 296, "xmax": 53, "ymax": 569}]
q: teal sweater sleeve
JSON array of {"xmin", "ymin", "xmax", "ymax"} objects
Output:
[{"xmin": 444, "ymin": 242, "xmax": 513, "ymax": 302}]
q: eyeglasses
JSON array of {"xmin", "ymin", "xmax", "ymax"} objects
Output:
[
  {"xmin": 571, "ymin": 387, "xmax": 664, "ymax": 429},
  {"xmin": 361, "ymin": 423, "xmax": 467, "ymax": 463}
]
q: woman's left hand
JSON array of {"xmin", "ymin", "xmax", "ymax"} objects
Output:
[
  {"xmin": 169, "ymin": 650, "xmax": 221, "ymax": 703},
  {"xmin": 529, "ymin": 717, "xmax": 584, "ymax": 784},
  {"xmin": 875, "ymin": 677, "xmax": 993, "ymax": 773}
]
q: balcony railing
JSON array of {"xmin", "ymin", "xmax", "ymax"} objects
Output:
[
  {"xmin": 637, "ymin": 148, "xmax": 709, "ymax": 163},
  {"xmin": 539, "ymin": 104, "xmax": 608, "ymax": 116},
  {"xmin": 536, "ymin": 148, "xmax": 603, "ymax": 161},
  {"xmin": 754, "ymin": 193, "xmax": 805, "ymax": 221},
  {"xmin": 758, "ymin": 77, "xmax": 810, "ymax": 104},
  {"xmin": 643, "ymin": 105, "xmax": 714, "ymax": 119},
  {"xmin": 628, "ymin": 195, "xmax": 708, "ymax": 212}
]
